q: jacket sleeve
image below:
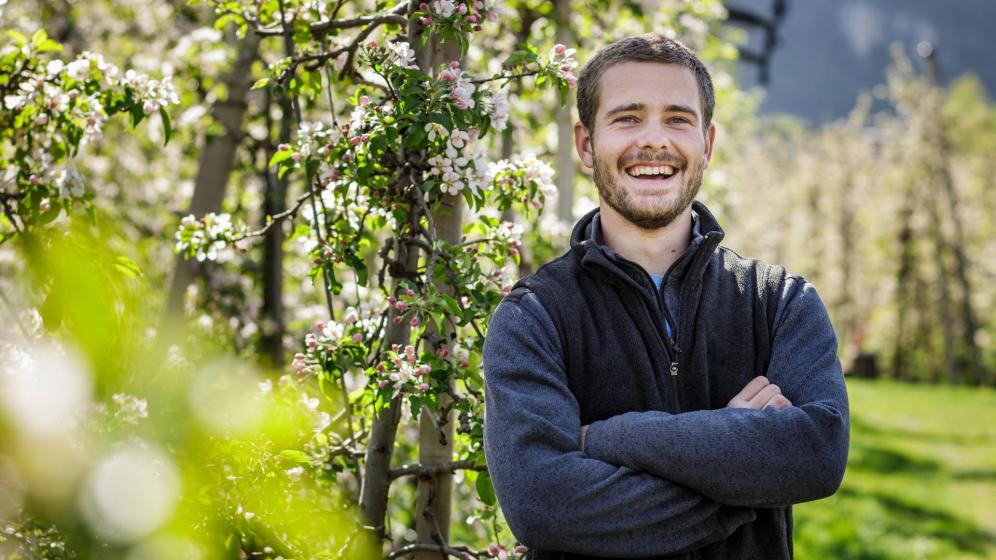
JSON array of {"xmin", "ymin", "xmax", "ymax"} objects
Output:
[
  {"xmin": 484, "ymin": 291, "xmax": 756, "ymax": 557},
  {"xmin": 583, "ymin": 276, "xmax": 850, "ymax": 508}
]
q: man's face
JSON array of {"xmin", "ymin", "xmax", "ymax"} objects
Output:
[{"xmin": 575, "ymin": 62, "xmax": 716, "ymax": 230}]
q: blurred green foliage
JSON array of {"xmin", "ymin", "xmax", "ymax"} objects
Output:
[{"xmin": 795, "ymin": 378, "xmax": 996, "ymax": 559}]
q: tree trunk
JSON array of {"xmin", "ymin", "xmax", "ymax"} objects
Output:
[
  {"xmin": 359, "ymin": 244, "xmax": 419, "ymax": 535},
  {"xmin": 165, "ymin": 31, "xmax": 261, "ymax": 316},
  {"xmin": 259, "ymin": 91, "xmax": 292, "ymax": 367},
  {"xmin": 892, "ymin": 183, "xmax": 917, "ymax": 380},
  {"xmin": 414, "ymin": 195, "xmax": 461, "ymax": 558},
  {"xmin": 412, "ymin": 35, "xmax": 463, "ymax": 560},
  {"xmin": 554, "ymin": 0, "xmax": 575, "ymax": 225}
]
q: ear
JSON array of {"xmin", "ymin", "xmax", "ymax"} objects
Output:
[
  {"xmin": 574, "ymin": 122, "xmax": 594, "ymax": 168},
  {"xmin": 703, "ymin": 122, "xmax": 717, "ymax": 167}
]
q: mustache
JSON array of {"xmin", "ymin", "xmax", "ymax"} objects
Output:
[{"xmin": 620, "ymin": 151, "xmax": 686, "ymax": 169}]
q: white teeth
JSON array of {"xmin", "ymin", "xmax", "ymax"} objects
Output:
[{"xmin": 629, "ymin": 165, "xmax": 677, "ymax": 177}]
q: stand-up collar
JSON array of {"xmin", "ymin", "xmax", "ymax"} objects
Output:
[{"xmin": 570, "ymin": 201, "xmax": 726, "ymax": 287}]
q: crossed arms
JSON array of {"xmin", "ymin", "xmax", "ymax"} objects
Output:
[{"xmin": 482, "ymin": 276, "xmax": 849, "ymax": 557}]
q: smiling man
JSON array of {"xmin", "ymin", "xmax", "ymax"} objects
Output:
[{"xmin": 483, "ymin": 34, "xmax": 850, "ymax": 559}]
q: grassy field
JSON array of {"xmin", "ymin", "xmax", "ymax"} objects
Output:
[{"xmin": 794, "ymin": 378, "xmax": 996, "ymax": 559}]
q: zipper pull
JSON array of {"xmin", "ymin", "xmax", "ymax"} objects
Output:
[{"xmin": 670, "ymin": 361, "xmax": 679, "ymax": 377}]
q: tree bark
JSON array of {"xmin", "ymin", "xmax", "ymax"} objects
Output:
[
  {"xmin": 553, "ymin": 0, "xmax": 576, "ymax": 225},
  {"xmin": 413, "ymin": 36, "xmax": 463, "ymax": 560},
  {"xmin": 165, "ymin": 31, "xmax": 261, "ymax": 316},
  {"xmin": 259, "ymin": 90, "xmax": 292, "ymax": 367},
  {"xmin": 359, "ymin": 244, "xmax": 419, "ymax": 534}
]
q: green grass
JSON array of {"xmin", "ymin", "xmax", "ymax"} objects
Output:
[{"xmin": 794, "ymin": 378, "xmax": 996, "ymax": 559}]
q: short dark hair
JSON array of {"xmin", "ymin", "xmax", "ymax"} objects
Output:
[{"xmin": 576, "ymin": 33, "xmax": 715, "ymax": 135}]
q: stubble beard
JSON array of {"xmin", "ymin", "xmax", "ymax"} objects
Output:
[{"xmin": 593, "ymin": 153, "xmax": 705, "ymax": 230}]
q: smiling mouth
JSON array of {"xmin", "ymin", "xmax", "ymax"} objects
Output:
[{"xmin": 625, "ymin": 164, "xmax": 679, "ymax": 180}]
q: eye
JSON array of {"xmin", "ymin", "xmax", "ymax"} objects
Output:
[
  {"xmin": 613, "ymin": 115, "xmax": 638, "ymax": 123},
  {"xmin": 668, "ymin": 116, "xmax": 692, "ymax": 125}
]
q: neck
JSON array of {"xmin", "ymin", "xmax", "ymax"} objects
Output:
[{"xmin": 599, "ymin": 205, "xmax": 693, "ymax": 275}]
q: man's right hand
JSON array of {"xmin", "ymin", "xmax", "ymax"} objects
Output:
[{"xmin": 726, "ymin": 376, "xmax": 792, "ymax": 410}]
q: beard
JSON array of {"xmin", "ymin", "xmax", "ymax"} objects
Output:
[{"xmin": 593, "ymin": 152, "xmax": 705, "ymax": 230}]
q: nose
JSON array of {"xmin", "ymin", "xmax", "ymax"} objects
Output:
[{"xmin": 635, "ymin": 120, "xmax": 672, "ymax": 151}]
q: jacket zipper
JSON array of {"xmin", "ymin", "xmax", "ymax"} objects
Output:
[{"xmin": 633, "ymin": 266, "xmax": 683, "ymax": 413}]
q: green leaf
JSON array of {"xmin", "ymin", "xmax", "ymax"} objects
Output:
[
  {"xmin": 279, "ymin": 449, "xmax": 311, "ymax": 464},
  {"xmin": 475, "ymin": 471, "xmax": 497, "ymax": 505},
  {"xmin": 268, "ymin": 149, "xmax": 294, "ymax": 167},
  {"xmin": 439, "ymin": 294, "xmax": 462, "ymax": 317},
  {"xmin": 159, "ymin": 107, "xmax": 172, "ymax": 146},
  {"xmin": 5, "ymin": 30, "xmax": 28, "ymax": 46},
  {"xmin": 251, "ymin": 77, "xmax": 270, "ymax": 90},
  {"xmin": 113, "ymin": 256, "xmax": 143, "ymax": 278}
]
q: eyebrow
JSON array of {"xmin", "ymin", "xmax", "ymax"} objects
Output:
[{"xmin": 603, "ymin": 103, "xmax": 699, "ymax": 119}]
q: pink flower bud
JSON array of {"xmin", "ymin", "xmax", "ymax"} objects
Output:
[
  {"xmin": 456, "ymin": 3, "xmax": 467, "ymax": 14},
  {"xmin": 392, "ymin": 316, "xmax": 402, "ymax": 324},
  {"xmin": 514, "ymin": 545, "xmax": 528, "ymax": 554},
  {"xmin": 410, "ymin": 317, "xmax": 420, "ymax": 327},
  {"xmin": 419, "ymin": 364, "xmax": 432, "ymax": 375},
  {"xmin": 292, "ymin": 152, "xmax": 303, "ymax": 162},
  {"xmin": 435, "ymin": 348, "xmax": 449, "ymax": 357},
  {"xmin": 350, "ymin": 136, "xmax": 362, "ymax": 146},
  {"xmin": 376, "ymin": 363, "xmax": 386, "ymax": 372},
  {"xmin": 392, "ymin": 344, "xmax": 401, "ymax": 352},
  {"xmin": 388, "ymin": 296, "xmax": 398, "ymax": 305},
  {"xmin": 278, "ymin": 143, "xmax": 290, "ymax": 151},
  {"xmin": 359, "ymin": 95, "xmax": 370, "ymax": 106},
  {"xmin": 405, "ymin": 345, "xmax": 416, "ymax": 358},
  {"xmin": 459, "ymin": 357, "xmax": 469, "ymax": 368},
  {"xmin": 450, "ymin": 61, "xmax": 461, "ymax": 69},
  {"xmin": 473, "ymin": 0, "xmax": 483, "ymax": 9},
  {"xmin": 467, "ymin": 14, "xmax": 479, "ymax": 23},
  {"xmin": 566, "ymin": 75, "xmax": 578, "ymax": 87},
  {"xmin": 29, "ymin": 175, "xmax": 40, "ymax": 185},
  {"xmin": 421, "ymin": 17, "xmax": 433, "ymax": 25},
  {"xmin": 361, "ymin": 133, "xmax": 371, "ymax": 142},
  {"xmin": 419, "ymin": 1, "xmax": 429, "ymax": 9},
  {"xmin": 367, "ymin": 41, "xmax": 377, "ymax": 48},
  {"xmin": 314, "ymin": 321, "xmax": 325, "ymax": 330},
  {"xmin": 395, "ymin": 301, "xmax": 408, "ymax": 312},
  {"xmin": 351, "ymin": 333, "xmax": 363, "ymax": 342},
  {"xmin": 406, "ymin": 288, "xmax": 415, "ymax": 297},
  {"xmin": 418, "ymin": 382, "xmax": 430, "ymax": 392},
  {"xmin": 489, "ymin": 545, "xmax": 503, "ymax": 555},
  {"xmin": 553, "ymin": 44, "xmax": 567, "ymax": 55},
  {"xmin": 34, "ymin": 113, "xmax": 49, "ymax": 125},
  {"xmin": 378, "ymin": 380, "xmax": 388, "ymax": 389}
]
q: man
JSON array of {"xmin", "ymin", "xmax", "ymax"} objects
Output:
[{"xmin": 483, "ymin": 34, "xmax": 849, "ymax": 559}]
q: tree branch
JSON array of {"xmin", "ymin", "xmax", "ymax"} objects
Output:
[{"xmin": 389, "ymin": 459, "xmax": 486, "ymax": 480}]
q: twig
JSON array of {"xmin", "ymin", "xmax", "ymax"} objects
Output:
[
  {"xmin": 233, "ymin": 189, "xmax": 314, "ymax": 240},
  {"xmin": 389, "ymin": 459, "xmax": 486, "ymax": 480},
  {"xmin": 471, "ymin": 71, "xmax": 541, "ymax": 85},
  {"xmin": 256, "ymin": 8, "xmax": 408, "ymax": 37}
]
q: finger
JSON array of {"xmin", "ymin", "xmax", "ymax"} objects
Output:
[
  {"xmin": 763, "ymin": 394, "xmax": 792, "ymax": 410},
  {"xmin": 735, "ymin": 376, "xmax": 769, "ymax": 402},
  {"xmin": 748, "ymin": 383, "xmax": 781, "ymax": 409}
]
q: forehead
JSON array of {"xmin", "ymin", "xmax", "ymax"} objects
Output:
[{"xmin": 596, "ymin": 62, "xmax": 701, "ymax": 116}]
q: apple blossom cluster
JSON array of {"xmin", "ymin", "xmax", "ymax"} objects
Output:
[
  {"xmin": 547, "ymin": 44, "xmax": 578, "ymax": 88},
  {"xmin": 426, "ymin": 125, "xmax": 491, "ymax": 196},
  {"xmin": 1, "ymin": 30, "xmax": 178, "ymax": 230},
  {"xmin": 489, "ymin": 153, "xmax": 557, "ymax": 210},
  {"xmin": 486, "ymin": 543, "xmax": 528, "ymax": 559},
  {"xmin": 174, "ymin": 212, "xmax": 245, "ymax": 262},
  {"xmin": 291, "ymin": 308, "xmax": 377, "ymax": 378},
  {"xmin": 375, "ymin": 343, "xmax": 435, "ymax": 395},
  {"xmin": 414, "ymin": 0, "xmax": 500, "ymax": 34}
]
